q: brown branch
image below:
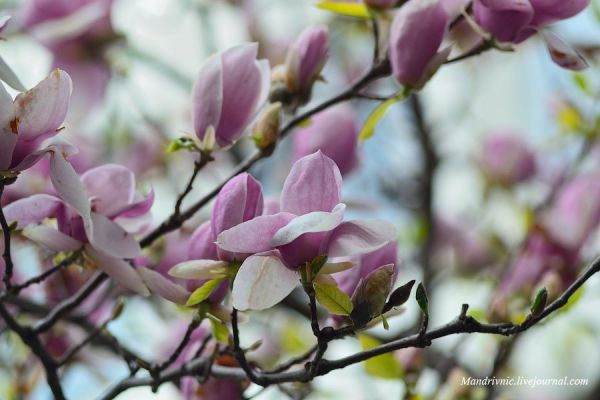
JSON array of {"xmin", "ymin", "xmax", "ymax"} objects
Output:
[{"xmin": 0, "ymin": 184, "xmax": 15, "ymax": 289}]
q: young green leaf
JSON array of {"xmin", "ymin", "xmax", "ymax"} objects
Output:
[
  {"xmin": 382, "ymin": 280, "xmax": 416, "ymax": 313},
  {"xmin": 359, "ymin": 90, "xmax": 409, "ymax": 141},
  {"xmin": 314, "ymin": 282, "xmax": 354, "ymax": 315},
  {"xmin": 530, "ymin": 287, "xmax": 548, "ymax": 317},
  {"xmin": 415, "ymin": 283, "xmax": 429, "ymax": 317},
  {"xmin": 317, "ymin": 1, "xmax": 371, "ymax": 19},
  {"xmin": 208, "ymin": 315, "xmax": 230, "ymax": 345},
  {"xmin": 359, "ymin": 334, "xmax": 403, "ymax": 379},
  {"xmin": 185, "ymin": 278, "xmax": 225, "ymax": 307}
]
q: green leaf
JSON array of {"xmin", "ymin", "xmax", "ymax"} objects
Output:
[
  {"xmin": 380, "ymin": 313, "xmax": 389, "ymax": 330},
  {"xmin": 530, "ymin": 287, "xmax": 548, "ymax": 316},
  {"xmin": 314, "ymin": 282, "xmax": 354, "ymax": 315},
  {"xmin": 415, "ymin": 283, "xmax": 429, "ymax": 317},
  {"xmin": 317, "ymin": 1, "xmax": 371, "ymax": 18},
  {"xmin": 208, "ymin": 315, "xmax": 230, "ymax": 345},
  {"xmin": 185, "ymin": 278, "xmax": 225, "ymax": 307},
  {"xmin": 572, "ymin": 73, "xmax": 592, "ymax": 96},
  {"xmin": 167, "ymin": 136, "xmax": 199, "ymax": 153},
  {"xmin": 358, "ymin": 334, "xmax": 403, "ymax": 379},
  {"xmin": 359, "ymin": 91, "xmax": 408, "ymax": 141}
]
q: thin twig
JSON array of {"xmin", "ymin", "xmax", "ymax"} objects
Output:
[{"xmin": 0, "ymin": 184, "xmax": 15, "ymax": 289}]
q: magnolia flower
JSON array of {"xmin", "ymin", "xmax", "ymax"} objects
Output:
[
  {"xmin": 141, "ymin": 173, "xmax": 264, "ymax": 305},
  {"xmin": 192, "ymin": 43, "xmax": 270, "ymax": 149},
  {"xmin": 292, "ymin": 105, "xmax": 359, "ymax": 176},
  {"xmin": 388, "ymin": 0, "xmax": 450, "ymax": 88},
  {"xmin": 478, "ymin": 132, "xmax": 536, "ymax": 186},
  {"xmin": 284, "ymin": 26, "xmax": 329, "ymax": 95},
  {"xmin": 216, "ymin": 151, "xmax": 396, "ymax": 310},
  {"xmin": 473, "ymin": 0, "xmax": 589, "ymax": 70},
  {"xmin": 4, "ymin": 162, "xmax": 153, "ymax": 295},
  {"xmin": 0, "ymin": 69, "xmax": 72, "ymax": 173}
]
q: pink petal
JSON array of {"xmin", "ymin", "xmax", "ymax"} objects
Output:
[
  {"xmin": 14, "ymin": 69, "xmax": 72, "ymax": 141},
  {"xmin": 89, "ymin": 212, "xmax": 141, "ymax": 259},
  {"xmin": 115, "ymin": 189, "xmax": 155, "ymax": 219},
  {"xmin": 325, "ymin": 220, "xmax": 396, "ymax": 258},
  {"xmin": 270, "ymin": 203, "xmax": 346, "ymax": 247},
  {"xmin": 85, "ymin": 245, "xmax": 149, "ymax": 296},
  {"xmin": 216, "ymin": 212, "xmax": 295, "ymax": 254},
  {"xmin": 188, "ymin": 220, "xmax": 218, "ymax": 260},
  {"xmin": 81, "ymin": 164, "xmax": 135, "ymax": 217},
  {"xmin": 23, "ymin": 224, "xmax": 82, "ymax": 252},
  {"xmin": 232, "ymin": 251, "xmax": 299, "ymax": 310},
  {"xmin": 280, "ymin": 150, "xmax": 342, "ymax": 215},
  {"xmin": 542, "ymin": 30, "xmax": 588, "ymax": 71},
  {"xmin": 216, "ymin": 43, "xmax": 265, "ymax": 146},
  {"xmin": 3, "ymin": 194, "xmax": 64, "ymax": 229},
  {"xmin": 192, "ymin": 52, "xmax": 224, "ymax": 142},
  {"xmin": 0, "ymin": 55, "xmax": 26, "ymax": 92},
  {"xmin": 138, "ymin": 267, "xmax": 190, "ymax": 304}
]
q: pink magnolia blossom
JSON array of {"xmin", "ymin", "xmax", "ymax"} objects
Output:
[
  {"xmin": 292, "ymin": 105, "xmax": 360, "ymax": 176},
  {"xmin": 284, "ymin": 26, "xmax": 329, "ymax": 94},
  {"xmin": 388, "ymin": 0, "xmax": 450, "ymax": 88},
  {"xmin": 473, "ymin": 0, "xmax": 589, "ymax": 70},
  {"xmin": 0, "ymin": 69, "xmax": 72, "ymax": 172},
  {"xmin": 4, "ymin": 162, "xmax": 154, "ymax": 295},
  {"xmin": 479, "ymin": 132, "xmax": 536, "ymax": 186},
  {"xmin": 216, "ymin": 151, "xmax": 396, "ymax": 310},
  {"xmin": 192, "ymin": 43, "xmax": 270, "ymax": 148},
  {"xmin": 141, "ymin": 173, "xmax": 264, "ymax": 305}
]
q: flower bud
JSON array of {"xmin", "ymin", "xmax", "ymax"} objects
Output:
[
  {"xmin": 473, "ymin": 0, "xmax": 534, "ymax": 43},
  {"xmin": 351, "ymin": 264, "xmax": 395, "ymax": 318},
  {"xmin": 292, "ymin": 106, "xmax": 359, "ymax": 176},
  {"xmin": 212, "ymin": 173, "xmax": 264, "ymax": 237},
  {"xmin": 252, "ymin": 102, "xmax": 281, "ymax": 153},
  {"xmin": 388, "ymin": 0, "xmax": 449, "ymax": 88},
  {"xmin": 284, "ymin": 26, "xmax": 329, "ymax": 96},
  {"xmin": 478, "ymin": 132, "xmax": 536, "ymax": 186},
  {"xmin": 192, "ymin": 43, "xmax": 270, "ymax": 148}
]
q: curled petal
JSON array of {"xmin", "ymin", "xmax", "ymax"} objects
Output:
[
  {"xmin": 88, "ymin": 212, "xmax": 141, "ymax": 259},
  {"xmin": 280, "ymin": 150, "xmax": 342, "ymax": 214},
  {"xmin": 81, "ymin": 164, "xmax": 135, "ymax": 217},
  {"xmin": 169, "ymin": 260, "xmax": 229, "ymax": 280},
  {"xmin": 232, "ymin": 251, "xmax": 298, "ymax": 310},
  {"xmin": 216, "ymin": 212, "xmax": 295, "ymax": 254},
  {"xmin": 325, "ymin": 220, "xmax": 396, "ymax": 258},
  {"xmin": 115, "ymin": 189, "xmax": 155, "ymax": 219},
  {"xmin": 192, "ymin": 52, "xmax": 223, "ymax": 143},
  {"xmin": 139, "ymin": 267, "xmax": 190, "ymax": 304},
  {"xmin": 85, "ymin": 245, "xmax": 149, "ymax": 296},
  {"xmin": 3, "ymin": 194, "xmax": 63, "ymax": 229},
  {"xmin": 270, "ymin": 203, "xmax": 346, "ymax": 247},
  {"xmin": 23, "ymin": 224, "xmax": 82, "ymax": 252},
  {"xmin": 14, "ymin": 69, "xmax": 72, "ymax": 141},
  {"xmin": 542, "ymin": 30, "xmax": 588, "ymax": 71}
]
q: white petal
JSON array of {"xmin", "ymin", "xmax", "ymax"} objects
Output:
[
  {"xmin": 232, "ymin": 253, "xmax": 298, "ymax": 311},
  {"xmin": 23, "ymin": 225, "xmax": 82, "ymax": 252},
  {"xmin": 85, "ymin": 245, "xmax": 149, "ymax": 296},
  {"xmin": 138, "ymin": 267, "xmax": 190, "ymax": 304},
  {"xmin": 168, "ymin": 260, "xmax": 229, "ymax": 280}
]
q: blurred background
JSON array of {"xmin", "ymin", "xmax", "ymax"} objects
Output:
[{"xmin": 2, "ymin": 0, "xmax": 600, "ymax": 399}]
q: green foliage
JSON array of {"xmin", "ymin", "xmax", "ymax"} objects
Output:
[
  {"xmin": 314, "ymin": 282, "xmax": 354, "ymax": 315},
  {"xmin": 358, "ymin": 334, "xmax": 403, "ymax": 379},
  {"xmin": 415, "ymin": 283, "xmax": 429, "ymax": 317},
  {"xmin": 185, "ymin": 278, "xmax": 225, "ymax": 307},
  {"xmin": 317, "ymin": 1, "xmax": 371, "ymax": 18}
]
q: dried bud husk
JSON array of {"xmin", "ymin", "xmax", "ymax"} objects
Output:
[
  {"xmin": 252, "ymin": 102, "xmax": 281, "ymax": 154},
  {"xmin": 351, "ymin": 264, "xmax": 394, "ymax": 319}
]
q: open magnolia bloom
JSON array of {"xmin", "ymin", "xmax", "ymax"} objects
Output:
[
  {"xmin": 0, "ymin": 16, "xmax": 26, "ymax": 91},
  {"xmin": 140, "ymin": 173, "xmax": 264, "ymax": 306},
  {"xmin": 4, "ymin": 160, "xmax": 153, "ymax": 295},
  {"xmin": 0, "ymin": 69, "xmax": 72, "ymax": 173},
  {"xmin": 213, "ymin": 151, "xmax": 396, "ymax": 311}
]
